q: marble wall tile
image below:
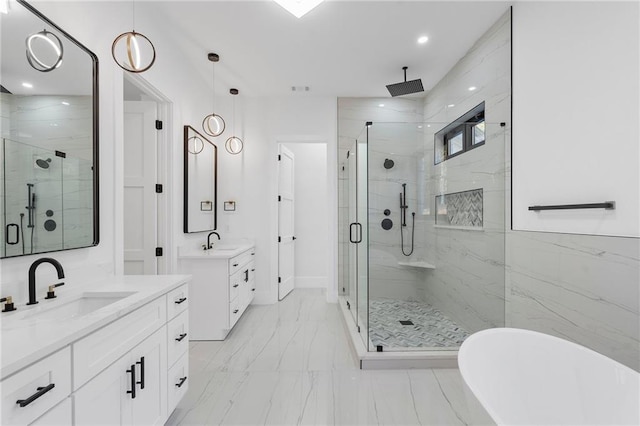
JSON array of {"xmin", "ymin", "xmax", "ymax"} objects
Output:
[
  {"xmin": 506, "ymin": 231, "xmax": 640, "ymax": 370},
  {"xmin": 418, "ymin": 11, "xmax": 510, "ymax": 333}
]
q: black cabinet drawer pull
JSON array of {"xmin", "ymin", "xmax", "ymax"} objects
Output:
[
  {"xmin": 126, "ymin": 365, "xmax": 136, "ymax": 399},
  {"xmin": 251, "ymin": 252, "xmax": 255, "ymax": 256},
  {"xmin": 244, "ymin": 270, "xmax": 249, "ymax": 282},
  {"xmin": 233, "ymin": 309, "xmax": 239, "ymax": 314},
  {"xmin": 175, "ymin": 333, "xmax": 187, "ymax": 342},
  {"xmin": 136, "ymin": 357, "xmax": 145, "ymax": 390},
  {"xmin": 232, "ymin": 284, "xmax": 239, "ymax": 288},
  {"xmin": 16, "ymin": 383, "xmax": 55, "ymax": 407},
  {"xmin": 233, "ymin": 263, "xmax": 239, "ymax": 267},
  {"xmin": 176, "ymin": 376, "xmax": 188, "ymax": 388},
  {"xmin": 175, "ymin": 297, "xmax": 187, "ymax": 305},
  {"xmin": 251, "ymin": 288, "xmax": 256, "ymax": 292},
  {"xmin": 251, "ymin": 268, "xmax": 255, "ymax": 272}
]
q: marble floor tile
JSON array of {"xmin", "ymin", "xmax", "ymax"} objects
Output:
[{"xmin": 167, "ymin": 289, "xmax": 493, "ymax": 426}]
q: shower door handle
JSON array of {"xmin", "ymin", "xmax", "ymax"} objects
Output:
[
  {"xmin": 355, "ymin": 223, "xmax": 363, "ymax": 243},
  {"xmin": 6, "ymin": 224, "xmax": 19, "ymax": 245},
  {"xmin": 349, "ymin": 223, "xmax": 357, "ymax": 243}
]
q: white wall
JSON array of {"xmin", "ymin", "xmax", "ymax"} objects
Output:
[
  {"xmin": 219, "ymin": 96, "xmax": 338, "ymax": 304},
  {"xmin": 508, "ymin": 1, "xmax": 640, "ymax": 370},
  {"xmin": 512, "ymin": 1, "xmax": 639, "ymax": 237},
  {"xmin": 282, "ymin": 143, "xmax": 329, "ymax": 289}
]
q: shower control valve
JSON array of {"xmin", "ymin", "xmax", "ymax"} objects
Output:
[{"xmin": 44, "ymin": 282, "xmax": 65, "ymax": 300}]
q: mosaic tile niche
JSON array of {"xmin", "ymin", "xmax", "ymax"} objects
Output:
[{"xmin": 436, "ymin": 188, "xmax": 483, "ymax": 227}]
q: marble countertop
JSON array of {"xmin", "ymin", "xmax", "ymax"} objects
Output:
[
  {"xmin": 0, "ymin": 274, "xmax": 190, "ymax": 380},
  {"xmin": 178, "ymin": 243, "xmax": 255, "ymax": 259}
]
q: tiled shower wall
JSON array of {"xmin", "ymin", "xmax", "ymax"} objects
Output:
[
  {"xmin": 419, "ymin": 10, "xmax": 510, "ymax": 333},
  {"xmin": 337, "ymin": 98, "xmax": 424, "ymax": 302}
]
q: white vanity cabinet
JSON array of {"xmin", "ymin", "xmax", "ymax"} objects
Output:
[
  {"xmin": 180, "ymin": 246, "xmax": 256, "ymax": 340},
  {"xmin": 1, "ymin": 277, "xmax": 190, "ymax": 426},
  {"xmin": 74, "ymin": 326, "xmax": 166, "ymax": 426}
]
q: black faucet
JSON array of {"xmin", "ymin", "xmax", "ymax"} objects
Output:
[
  {"xmin": 207, "ymin": 232, "xmax": 221, "ymax": 249},
  {"xmin": 27, "ymin": 257, "xmax": 65, "ymax": 305}
]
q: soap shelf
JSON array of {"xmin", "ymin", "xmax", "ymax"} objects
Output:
[{"xmin": 398, "ymin": 261, "xmax": 436, "ymax": 270}]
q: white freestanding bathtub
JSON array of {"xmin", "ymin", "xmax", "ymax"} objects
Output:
[{"xmin": 458, "ymin": 328, "xmax": 640, "ymax": 425}]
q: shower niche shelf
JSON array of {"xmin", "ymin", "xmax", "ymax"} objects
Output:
[{"xmin": 398, "ymin": 261, "xmax": 435, "ymax": 269}]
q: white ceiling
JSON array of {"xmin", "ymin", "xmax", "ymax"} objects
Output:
[{"xmin": 146, "ymin": 1, "xmax": 511, "ymax": 98}]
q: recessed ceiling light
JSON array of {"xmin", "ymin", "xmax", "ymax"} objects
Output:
[
  {"xmin": 417, "ymin": 36, "xmax": 429, "ymax": 44},
  {"xmin": 61, "ymin": 101, "xmax": 70, "ymax": 106},
  {"xmin": 427, "ymin": 125, "xmax": 431, "ymax": 128},
  {"xmin": 468, "ymin": 86, "xmax": 477, "ymax": 91},
  {"xmin": 448, "ymin": 104, "xmax": 455, "ymax": 108},
  {"xmin": 22, "ymin": 82, "xmax": 33, "ymax": 88},
  {"xmin": 378, "ymin": 104, "xmax": 385, "ymax": 108},
  {"xmin": 273, "ymin": 0, "xmax": 324, "ymax": 18},
  {"xmin": 417, "ymin": 125, "xmax": 423, "ymax": 129}
]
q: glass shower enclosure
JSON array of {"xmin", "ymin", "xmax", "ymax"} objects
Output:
[{"xmin": 339, "ymin": 120, "xmax": 507, "ymax": 352}]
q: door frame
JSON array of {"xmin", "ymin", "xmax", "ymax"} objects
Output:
[
  {"xmin": 270, "ymin": 136, "xmax": 329, "ymax": 304},
  {"xmin": 116, "ymin": 73, "xmax": 173, "ymax": 274}
]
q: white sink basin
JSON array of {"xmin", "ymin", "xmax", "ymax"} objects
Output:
[
  {"xmin": 213, "ymin": 246, "xmax": 239, "ymax": 251},
  {"xmin": 22, "ymin": 291, "xmax": 137, "ymax": 321}
]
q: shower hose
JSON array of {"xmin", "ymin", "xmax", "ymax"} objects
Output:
[{"xmin": 401, "ymin": 212, "xmax": 415, "ymax": 256}]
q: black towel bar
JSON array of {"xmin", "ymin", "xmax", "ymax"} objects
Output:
[{"xmin": 528, "ymin": 202, "xmax": 615, "ymax": 211}]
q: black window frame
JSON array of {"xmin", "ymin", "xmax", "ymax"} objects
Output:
[{"xmin": 435, "ymin": 102, "xmax": 485, "ymax": 164}]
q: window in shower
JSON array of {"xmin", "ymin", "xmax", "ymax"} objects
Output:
[{"xmin": 435, "ymin": 102, "xmax": 485, "ymax": 164}]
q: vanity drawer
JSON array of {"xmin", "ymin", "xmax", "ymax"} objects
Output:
[
  {"xmin": 73, "ymin": 296, "xmax": 166, "ymax": 389},
  {"xmin": 1, "ymin": 347, "xmax": 71, "ymax": 426},
  {"xmin": 167, "ymin": 353, "xmax": 189, "ymax": 414},
  {"xmin": 167, "ymin": 310, "xmax": 189, "ymax": 368},
  {"xmin": 229, "ymin": 249, "xmax": 254, "ymax": 275},
  {"xmin": 167, "ymin": 283, "xmax": 189, "ymax": 320},
  {"xmin": 229, "ymin": 297, "xmax": 241, "ymax": 328},
  {"xmin": 229, "ymin": 269, "xmax": 243, "ymax": 302}
]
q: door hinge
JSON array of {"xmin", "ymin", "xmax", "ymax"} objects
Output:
[
  {"xmin": 346, "ymin": 301, "xmax": 350, "ymax": 310},
  {"xmin": 278, "ymin": 195, "xmax": 281, "ymax": 202},
  {"xmin": 155, "ymin": 184, "xmax": 163, "ymax": 194},
  {"xmin": 155, "ymin": 247, "xmax": 163, "ymax": 256},
  {"xmin": 278, "ymin": 277, "xmax": 281, "ymax": 283},
  {"xmin": 278, "ymin": 154, "xmax": 281, "ymax": 161},
  {"xmin": 278, "ymin": 236, "xmax": 281, "ymax": 243},
  {"xmin": 356, "ymin": 325, "xmax": 360, "ymax": 333},
  {"xmin": 155, "ymin": 120, "xmax": 163, "ymax": 130},
  {"xmin": 293, "ymin": 236, "xmax": 297, "ymax": 241}
]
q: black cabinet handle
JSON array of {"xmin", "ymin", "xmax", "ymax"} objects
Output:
[
  {"xmin": 233, "ymin": 263, "xmax": 239, "ymax": 267},
  {"xmin": 251, "ymin": 288, "xmax": 256, "ymax": 292},
  {"xmin": 16, "ymin": 384, "xmax": 55, "ymax": 407},
  {"xmin": 176, "ymin": 376, "xmax": 188, "ymax": 388},
  {"xmin": 126, "ymin": 365, "xmax": 136, "ymax": 399},
  {"xmin": 251, "ymin": 268, "xmax": 255, "ymax": 272},
  {"xmin": 244, "ymin": 270, "xmax": 249, "ymax": 282},
  {"xmin": 233, "ymin": 309, "xmax": 239, "ymax": 314},
  {"xmin": 136, "ymin": 357, "xmax": 145, "ymax": 390},
  {"xmin": 251, "ymin": 253, "xmax": 255, "ymax": 256},
  {"xmin": 175, "ymin": 333, "xmax": 187, "ymax": 342},
  {"xmin": 175, "ymin": 297, "xmax": 187, "ymax": 304},
  {"xmin": 233, "ymin": 284, "xmax": 239, "ymax": 288}
]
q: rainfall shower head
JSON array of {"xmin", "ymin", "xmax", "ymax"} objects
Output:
[
  {"xmin": 386, "ymin": 67, "xmax": 424, "ymax": 97},
  {"xmin": 35, "ymin": 158, "xmax": 51, "ymax": 169}
]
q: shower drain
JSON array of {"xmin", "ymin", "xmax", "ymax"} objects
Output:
[{"xmin": 399, "ymin": 320, "xmax": 414, "ymax": 325}]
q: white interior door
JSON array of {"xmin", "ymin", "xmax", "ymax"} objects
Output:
[
  {"xmin": 278, "ymin": 145, "xmax": 295, "ymax": 300},
  {"xmin": 123, "ymin": 101, "xmax": 157, "ymax": 275}
]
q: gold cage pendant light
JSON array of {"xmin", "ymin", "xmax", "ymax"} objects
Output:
[
  {"xmin": 202, "ymin": 53, "xmax": 226, "ymax": 137},
  {"xmin": 225, "ymin": 88, "xmax": 244, "ymax": 155}
]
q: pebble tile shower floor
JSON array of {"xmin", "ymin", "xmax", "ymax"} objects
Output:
[{"xmin": 369, "ymin": 298, "xmax": 470, "ymax": 349}]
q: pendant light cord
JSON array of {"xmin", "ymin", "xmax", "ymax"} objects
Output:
[
  {"xmin": 212, "ymin": 61, "xmax": 216, "ymax": 113},
  {"xmin": 132, "ymin": 0, "xmax": 135, "ymax": 32}
]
